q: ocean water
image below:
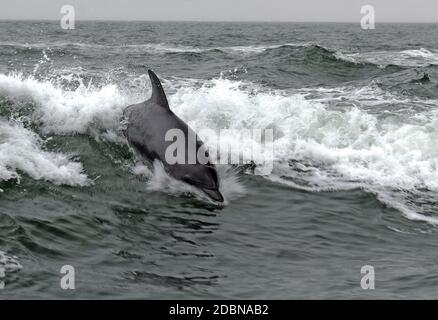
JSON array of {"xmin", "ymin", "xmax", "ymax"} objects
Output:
[{"xmin": 1, "ymin": 21, "xmax": 438, "ymax": 299}]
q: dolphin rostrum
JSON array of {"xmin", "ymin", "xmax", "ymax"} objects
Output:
[{"xmin": 123, "ymin": 70, "xmax": 224, "ymax": 202}]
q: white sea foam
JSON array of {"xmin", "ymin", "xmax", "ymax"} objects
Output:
[
  {"xmin": 0, "ymin": 73, "xmax": 131, "ymax": 135},
  {"xmin": 170, "ymin": 78, "xmax": 438, "ymax": 185},
  {"xmin": 0, "ymin": 119, "xmax": 88, "ymax": 186},
  {"xmin": 167, "ymin": 78, "xmax": 438, "ymax": 222},
  {"xmin": 221, "ymin": 43, "xmax": 311, "ymax": 54},
  {"xmin": 144, "ymin": 160, "xmax": 245, "ymax": 204},
  {"xmin": 0, "ymin": 72, "xmax": 129, "ymax": 186}
]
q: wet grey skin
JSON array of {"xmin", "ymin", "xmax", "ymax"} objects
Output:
[{"xmin": 123, "ymin": 70, "xmax": 224, "ymax": 202}]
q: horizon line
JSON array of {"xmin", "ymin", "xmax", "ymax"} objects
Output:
[{"xmin": 0, "ymin": 18, "xmax": 438, "ymax": 24}]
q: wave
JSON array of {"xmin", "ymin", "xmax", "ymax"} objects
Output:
[
  {"xmin": 171, "ymin": 78, "xmax": 438, "ymax": 181},
  {"xmin": 0, "ymin": 73, "xmax": 131, "ymax": 135},
  {"xmin": 0, "ymin": 41, "xmax": 321, "ymax": 56},
  {"xmin": 1, "ymin": 71, "xmax": 438, "ymax": 222},
  {"xmin": 3, "ymin": 41, "xmax": 438, "ymax": 69},
  {"xmin": 168, "ymin": 78, "xmax": 438, "ymax": 223},
  {"xmin": 0, "ymin": 119, "xmax": 88, "ymax": 187},
  {"xmin": 219, "ymin": 43, "xmax": 313, "ymax": 54},
  {"xmin": 335, "ymin": 48, "xmax": 438, "ymax": 68}
]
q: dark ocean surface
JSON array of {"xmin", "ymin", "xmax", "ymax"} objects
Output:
[{"xmin": 1, "ymin": 21, "xmax": 438, "ymax": 298}]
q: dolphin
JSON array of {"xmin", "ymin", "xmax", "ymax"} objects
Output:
[{"xmin": 123, "ymin": 70, "xmax": 224, "ymax": 202}]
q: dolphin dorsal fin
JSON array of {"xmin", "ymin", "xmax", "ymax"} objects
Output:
[{"xmin": 148, "ymin": 69, "xmax": 169, "ymax": 109}]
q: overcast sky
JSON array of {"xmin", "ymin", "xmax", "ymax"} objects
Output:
[{"xmin": 1, "ymin": 0, "xmax": 437, "ymax": 22}]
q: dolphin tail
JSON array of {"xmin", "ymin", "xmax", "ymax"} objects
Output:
[{"xmin": 148, "ymin": 69, "xmax": 169, "ymax": 109}]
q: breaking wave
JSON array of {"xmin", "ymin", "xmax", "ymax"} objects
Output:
[
  {"xmin": 0, "ymin": 119, "xmax": 88, "ymax": 187},
  {"xmin": 1, "ymin": 70, "xmax": 438, "ymax": 222},
  {"xmin": 335, "ymin": 48, "xmax": 438, "ymax": 68}
]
